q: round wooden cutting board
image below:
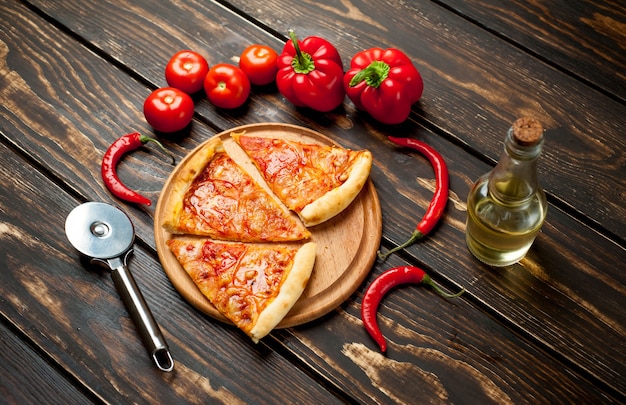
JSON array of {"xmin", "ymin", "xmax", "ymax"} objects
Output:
[{"xmin": 154, "ymin": 123, "xmax": 382, "ymax": 328}]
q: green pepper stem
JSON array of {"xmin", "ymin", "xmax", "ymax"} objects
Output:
[
  {"xmin": 289, "ymin": 30, "xmax": 315, "ymax": 74},
  {"xmin": 377, "ymin": 229, "xmax": 424, "ymax": 260},
  {"xmin": 140, "ymin": 134, "xmax": 176, "ymax": 165},
  {"xmin": 349, "ymin": 60, "xmax": 390, "ymax": 88},
  {"xmin": 422, "ymin": 274, "xmax": 465, "ymax": 298}
]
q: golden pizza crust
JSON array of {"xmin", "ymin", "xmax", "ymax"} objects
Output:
[
  {"xmin": 249, "ymin": 241, "xmax": 317, "ymax": 342},
  {"xmin": 162, "ymin": 137, "xmax": 222, "ymax": 234},
  {"xmin": 299, "ymin": 150, "xmax": 372, "ymax": 226},
  {"xmin": 166, "ymin": 237, "xmax": 317, "ymax": 342}
]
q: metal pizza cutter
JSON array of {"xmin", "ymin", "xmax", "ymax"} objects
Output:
[{"xmin": 65, "ymin": 201, "xmax": 174, "ymax": 372}]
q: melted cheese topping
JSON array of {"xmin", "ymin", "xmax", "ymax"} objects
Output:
[
  {"xmin": 167, "ymin": 239, "xmax": 298, "ymax": 333},
  {"xmin": 234, "ymin": 136, "xmax": 360, "ymax": 212},
  {"xmin": 177, "ymin": 152, "xmax": 309, "ymax": 241}
]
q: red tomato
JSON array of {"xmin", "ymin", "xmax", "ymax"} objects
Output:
[
  {"xmin": 239, "ymin": 45, "xmax": 278, "ymax": 86},
  {"xmin": 143, "ymin": 87, "xmax": 194, "ymax": 133},
  {"xmin": 165, "ymin": 50, "xmax": 210, "ymax": 94},
  {"xmin": 204, "ymin": 63, "xmax": 251, "ymax": 109}
]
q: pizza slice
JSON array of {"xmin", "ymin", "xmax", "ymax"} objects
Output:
[
  {"xmin": 162, "ymin": 138, "xmax": 310, "ymax": 242},
  {"xmin": 167, "ymin": 237, "xmax": 317, "ymax": 342},
  {"xmin": 231, "ymin": 132, "xmax": 373, "ymax": 226}
]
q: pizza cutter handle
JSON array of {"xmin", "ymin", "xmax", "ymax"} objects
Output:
[{"xmin": 109, "ymin": 251, "xmax": 174, "ymax": 372}]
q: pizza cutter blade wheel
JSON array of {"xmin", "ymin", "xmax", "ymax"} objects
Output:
[{"xmin": 65, "ymin": 202, "xmax": 174, "ymax": 372}]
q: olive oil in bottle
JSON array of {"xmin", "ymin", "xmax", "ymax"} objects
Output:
[{"xmin": 466, "ymin": 117, "xmax": 547, "ymax": 266}]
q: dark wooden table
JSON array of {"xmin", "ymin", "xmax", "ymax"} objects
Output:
[{"xmin": 1, "ymin": 0, "xmax": 624, "ymax": 403}]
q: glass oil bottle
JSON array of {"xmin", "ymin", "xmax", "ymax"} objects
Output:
[{"xmin": 466, "ymin": 117, "xmax": 547, "ymax": 266}]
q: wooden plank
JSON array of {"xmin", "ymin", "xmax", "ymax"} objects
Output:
[
  {"xmin": 0, "ymin": 322, "xmax": 94, "ymax": 404},
  {"xmin": 434, "ymin": 0, "xmax": 626, "ymax": 103}
]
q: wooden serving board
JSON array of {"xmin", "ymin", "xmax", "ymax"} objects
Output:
[{"xmin": 154, "ymin": 123, "xmax": 382, "ymax": 328}]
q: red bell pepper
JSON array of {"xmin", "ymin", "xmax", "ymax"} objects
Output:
[
  {"xmin": 276, "ymin": 31, "xmax": 345, "ymax": 112},
  {"xmin": 344, "ymin": 48, "xmax": 423, "ymax": 124}
]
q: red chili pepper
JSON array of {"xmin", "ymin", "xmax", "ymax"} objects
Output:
[
  {"xmin": 344, "ymin": 47, "xmax": 423, "ymax": 124},
  {"xmin": 378, "ymin": 136, "xmax": 449, "ymax": 260},
  {"xmin": 101, "ymin": 132, "xmax": 174, "ymax": 206},
  {"xmin": 276, "ymin": 31, "xmax": 345, "ymax": 112},
  {"xmin": 361, "ymin": 266, "xmax": 464, "ymax": 352}
]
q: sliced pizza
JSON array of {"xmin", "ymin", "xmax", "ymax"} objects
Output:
[
  {"xmin": 162, "ymin": 138, "xmax": 310, "ymax": 242},
  {"xmin": 231, "ymin": 132, "xmax": 373, "ymax": 226},
  {"xmin": 167, "ymin": 237, "xmax": 316, "ymax": 342}
]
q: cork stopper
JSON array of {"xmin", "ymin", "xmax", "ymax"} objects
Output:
[{"xmin": 511, "ymin": 117, "xmax": 543, "ymax": 146}]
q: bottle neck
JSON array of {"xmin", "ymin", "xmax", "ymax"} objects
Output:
[{"xmin": 488, "ymin": 127, "xmax": 543, "ymax": 204}]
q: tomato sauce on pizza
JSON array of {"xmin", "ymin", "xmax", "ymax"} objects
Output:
[
  {"xmin": 167, "ymin": 238, "xmax": 316, "ymax": 342},
  {"xmin": 232, "ymin": 132, "xmax": 372, "ymax": 226},
  {"xmin": 162, "ymin": 139, "xmax": 310, "ymax": 242}
]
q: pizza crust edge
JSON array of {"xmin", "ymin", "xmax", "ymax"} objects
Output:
[
  {"xmin": 161, "ymin": 137, "xmax": 223, "ymax": 234},
  {"xmin": 299, "ymin": 150, "xmax": 373, "ymax": 227},
  {"xmin": 248, "ymin": 241, "xmax": 317, "ymax": 343}
]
